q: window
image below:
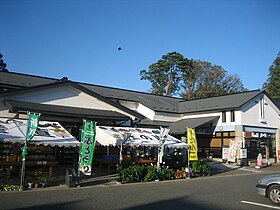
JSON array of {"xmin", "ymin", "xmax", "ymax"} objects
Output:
[
  {"xmin": 259, "ymin": 97, "xmax": 265, "ymax": 122},
  {"xmin": 222, "ymin": 111, "xmax": 226, "ymax": 123},
  {"xmin": 230, "ymin": 110, "xmax": 235, "ymax": 122}
]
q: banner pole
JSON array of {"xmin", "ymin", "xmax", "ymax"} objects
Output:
[
  {"xmin": 186, "ymin": 127, "xmax": 191, "ymax": 180},
  {"xmin": 20, "ymin": 141, "xmax": 27, "ymax": 190},
  {"xmin": 77, "ymin": 119, "xmax": 85, "ymax": 187},
  {"xmin": 19, "ymin": 112, "xmax": 40, "ymax": 190},
  {"xmin": 19, "ymin": 111, "xmax": 31, "ymax": 191}
]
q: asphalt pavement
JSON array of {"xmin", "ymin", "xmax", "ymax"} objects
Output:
[
  {"xmin": 32, "ymin": 160, "xmax": 280, "ymax": 191},
  {"xmin": 2, "ymin": 160, "xmax": 280, "ymax": 192}
]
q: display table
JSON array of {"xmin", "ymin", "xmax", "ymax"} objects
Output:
[
  {"xmin": 95, "ymin": 158, "xmax": 118, "ymax": 174},
  {"xmin": 137, "ymin": 158, "xmax": 157, "ymax": 164},
  {"xmin": 0, "ymin": 161, "xmax": 59, "ymax": 178}
]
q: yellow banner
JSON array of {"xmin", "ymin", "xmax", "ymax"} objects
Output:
[{"xmin": 188, "ymin": 128, "xmax": 198, "ymax": 161}]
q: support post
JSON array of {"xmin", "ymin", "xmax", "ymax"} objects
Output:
[
  {"xmin": 186, "ymin": 127, "xmax": 191, "ymax": 180},
  {"xmin": 19, "ymin": 142, "xmax": 27, "ymax": 191}
]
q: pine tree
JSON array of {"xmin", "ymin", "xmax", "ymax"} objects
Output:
[
  {"xmin": 263, "ymin": 52, "xmax": 280, "ymax": 98},
  {"xmin": 140, "ymin": 52, "xmax": 245, "ymax": 99},
  {"xmin": 0, "ymin": 53, "xmax": 8, "ymax": 72}
]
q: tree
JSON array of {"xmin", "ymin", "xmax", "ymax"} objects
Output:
[
  {"xmin": 181, "ymin": 60, "xmax": 246, "ymax": 100},
  {"xmin": 263, "ymin": 52, "xmax": 280, "ymax": 98},
  {"xmin": 140, "ymin": 52, "xmax": 184, "ymax": 96},
  {"xmin": 0, "ymin": 53, "xmax": 8, "ymax": 72},
  {"xmin": 140, "ymin": 52, "xmax": 246, "ymax": 100}
]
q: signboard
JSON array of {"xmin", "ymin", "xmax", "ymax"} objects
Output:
[
  {"xmin": 80, "ymin": 120, "xmax": 96, "ymax": 176},
  {"xmin": 240, "ymin": 148, "xmax": 247, "ymax": 159},
  {"xmin": 188, "ymin": 128, "xmax": 198, "ymax": 161},
  {"xmin": 222, "ymin": 147, "xmax": 229, "ymax": 160},
  {"xmin": 227, "ymin": 140, "xmax": 242, "ymax": 162}
]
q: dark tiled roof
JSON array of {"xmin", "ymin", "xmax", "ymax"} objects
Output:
[
  {"xmin": 272, "ymin": 98, "xmax": 280, "ymax": 110},
  {"xmin": 169, "ymin": 116, "xmax": 219, "ymax": 134},
  {"xmin": 178, "ymin": 90, "xmax": 262, "ymax": 113},
  {"xmin": 134, "ymin": 118, "xmax": 172, "ymax": 127},
  {"xmin": 5, "ymin": 100, "xmax": 131, "ymax": 120},
  {"xmin": 0, "ymin": 80, "xmax": 144, "ymax": 120},
  {"xmin": 0, "ymin": 71, "xmax": 183, "ymax": 112},
  {"xmin": 0, "ymin": 72, "xmax": 265, "ymax": 114},
  {"xmin": 80, "ymin": 83, "xmax": 183, "ymax": 112},
  {"xmin": 0, "ymin": 71, "xmax": 57, "ymax": 88}
]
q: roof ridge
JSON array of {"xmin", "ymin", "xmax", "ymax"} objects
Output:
[
  {"xmin": 1, "ymin": 71, "xmax": 183, "ymax": 100},
  {"xmin": 179, "ymin": 89, "xmax": 262, "ymax": 103},
  {"xmin": 79, "ymin": 81, "xmax": 183, "ymax": 100},
  {"xmin": 0, "ymin": 71, "xmax": 58, "ymax": 81}
]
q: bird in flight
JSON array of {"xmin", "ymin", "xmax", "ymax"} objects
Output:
[{"xmin": 118, "ymin": 47, "xmax": 122, "ymax": 51}]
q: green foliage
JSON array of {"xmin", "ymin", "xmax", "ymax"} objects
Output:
[
  {"xmin": 120, "ymin": 165, "xmax": 147, "ymax": 183},
  {"xmin": 120, "ymin": 165, "xmax": 174, "ymax": 183},
  {"xmin": 263, "ymin": 52, "xmax": 280, "ymax": 98},
  {"xmin": 157, "ymin": 167, "xmax": 174, "ymax": 181},
  {"xmin": 140, "ymin": 52, "xmax": 184, "ymax": 96},
  {"xmin": 190, "ymin": 160, "xmax": 210, "ymax": 173},
  {"xmin": 0, "ymin": 184, "xmax": 20, "ymax": 191},
  {"xmin": 144, "ymin": 166, "xmax": 157, "ymax": 181},
  {"xmin": 0, "ymin": 53, "xmax": 8, "ymax": 72},
  {"xmin": 140, "ymin": 52, "xmax": 246, "ymax": 99}
]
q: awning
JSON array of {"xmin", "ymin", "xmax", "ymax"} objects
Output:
[
  {"xmin": 96, "ymin": 126, "xmax": 188, "ymax": 149},
  {"xmin": 0, "ymin": 118, "xmax": 80, "ymax": 147},
  {"xmin": 169, "ymin": 116, "xmax": 219, "ymax": 134}
]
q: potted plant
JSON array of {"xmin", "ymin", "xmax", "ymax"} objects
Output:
[
  {"xmin": 39, "ymin": 174, "xmax": 51, "ymax": 187},
  {"xmin": 26, "ymin": 176, "xmax": 34, "ymax": 189}
]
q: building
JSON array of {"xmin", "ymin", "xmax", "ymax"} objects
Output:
[{"xmin": 1, "ymin": 70, "xmax": 279, "ymax": 164}]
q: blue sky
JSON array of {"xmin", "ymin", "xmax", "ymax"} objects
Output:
[{"xmin": 1, "ymin": 0, "xmax": 280, "ymax": 93}]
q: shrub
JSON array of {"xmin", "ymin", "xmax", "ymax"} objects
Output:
[
  {"xmin": 120, "ymin": 165, "xmax": 174, "ymax": 183},
  {"xmin": 144, "ymin": 166, "xmax": 157, "ymax": 182},
  {"xmin": 190, "ymin": 160, "xmax": 210, "ymax": 176},
  {"xmin": 157, "ymin": 167, "xmax": 174, "ymax": 181},
  {"xmin": 120, "ymin": 165, "xmax": 146, "ymax": 183}
]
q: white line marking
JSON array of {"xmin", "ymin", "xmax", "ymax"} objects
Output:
[
  {"xmin": 238, "ymin": 168, "xmax": 263, "ymax": 173},
  {"xmin": 241, "ymin": 200, "xmax": 280, "ymax": 209}
]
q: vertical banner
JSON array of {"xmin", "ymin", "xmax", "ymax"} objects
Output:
[
  {"xmin": 22, "ymin": 112, "xmax": 41, "ymax": 157},
  {"xmin": 157, "ymin": 127, "xmax": 170, "ymax": 168},
  {"xmin": 20, "ymin": 112, "xmax": 40, "ymax": 190},
  {"xmin": 26, "ymin": 113, "xmax": 41, "ymax": 141},
  {"xmin": 80, "ymin": 120, "xmax": 96, "ymax": 176},
  {"xmin": 188, "ymin": 128, "xmax": 198, "ymax": 161}
]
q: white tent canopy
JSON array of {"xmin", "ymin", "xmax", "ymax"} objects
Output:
[
  {"xmin": 96, "ymin": 126, "xmax": 189, "ymax": 149},
  {"xmin": 0, "ymin": 118, "xmax": 80, "ymax": 147}
]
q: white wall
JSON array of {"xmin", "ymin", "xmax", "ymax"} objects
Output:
[
  {"xmin": 0, "ymin": 86, "xmax": 137, "ymax": 119},
  {"xmin": 241, "ymin": 94, "xmax": 279, "ymax": 128}
]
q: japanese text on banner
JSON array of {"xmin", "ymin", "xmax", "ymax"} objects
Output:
[
  {"xmin": 80, "ymin": 120, "xmax": 96, "ymax": 175},
  {"xmin": 188, "ymin": 128, "xmax": 198, "ymax": 161}
]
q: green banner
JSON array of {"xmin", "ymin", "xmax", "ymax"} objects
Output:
[
  {"xmin": 80, "ymin": 120, "xmax": 96, "ymax": 175},
  {"xmin": 22, "ymin": 112, "xmax": 40, "ymax": 157},
  {"xmin": 26, "ymin": 112, "xmax": 40, "ymax": 141}
]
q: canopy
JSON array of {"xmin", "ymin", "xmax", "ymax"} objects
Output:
[
  {"xmin": 0, "ymin": 118, "xmax": 80, "ymax": 147},
  {"xmin": 169, "ymin": 116, "xmax": 219, "ymax": 134},
  {"xmin": 96, "ymin": 126, "xmax": 189, "ymax": 149}
]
